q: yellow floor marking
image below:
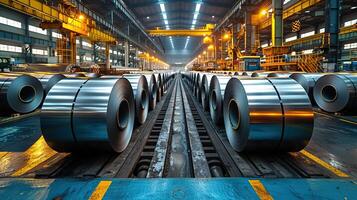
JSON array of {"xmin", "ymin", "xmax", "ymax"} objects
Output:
[
  {"xmin": 300, "ymin": 150, "xmax": 349, "ymax": 178},
  {"xmin": 89, "ymin": 180, "xmax": 112, "ymax": 200},
  {"xmin": 314, "ymin": 111, "xmax": 357, "ymax": 125},
  {"xmin": 248, "ymin": 180, "xmax": 273, "ymax": 200},
  {"xmin": 11, "ymin": 136, "xmax": 57, "ymax": 176}
]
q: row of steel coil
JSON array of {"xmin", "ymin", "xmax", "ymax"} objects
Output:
[
  {"xmin": 0, "ymin": 71, "xmax": 176, "ymax": 153},
  {"xmin": 182, "ymin": 71, "xmax": 357, "ymax": 152}
]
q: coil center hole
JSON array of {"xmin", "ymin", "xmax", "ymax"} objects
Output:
[
  {"xmin": 18, "ymin": 85, "xmax": 36, "ymax": 103},
  {"xmin": 117, "ymin": 99, "xmax": 129, "ymax": 129},
  {"xmin": 228, "ymin": 99, "xmax": 241, "ymax": 130},
  {"xmin": 321, "ymin": 85, "xmax": 337, "ymax": 102}
]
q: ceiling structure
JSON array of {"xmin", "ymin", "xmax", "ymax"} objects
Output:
[{"xmin": 123, "ymin": 0, "xmax": 237, "ymax": 66}]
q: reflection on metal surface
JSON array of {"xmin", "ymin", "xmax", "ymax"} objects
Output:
[
  {"xmin": 299, "ymin": 150, "xmax": 349, "ymax": 177},
  {"xmin": 0, "ymin": 75, "xmax": 44, "ymax": 114},
  {"xmin": 143, "ymin": 74, "xmax": 158, "ymax": 110},
  {"xmin": 41, "ymin": 78, "xmax": 135, "ymax": 153},
  {"xmin": 223, "ymin": 77, "xmax": 313, "ymax": 152},
  {"xmin": 10, "ymin": 136, "xmax": 57, "ymax": 177},
  {"xmin": 313, "ymin": 74, "xmax": 357, "ymax": 113}
]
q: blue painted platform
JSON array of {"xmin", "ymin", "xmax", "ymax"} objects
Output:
[{"xmin": 0, "ymin": 178, "xmax": 355, "ymax": 200}]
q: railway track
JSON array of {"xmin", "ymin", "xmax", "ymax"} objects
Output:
[{"xmin": 0, "ymin": 74, "xmax": 349, "ymax": 179}]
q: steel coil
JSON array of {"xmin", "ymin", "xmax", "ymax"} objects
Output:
[
  {"xmin": 155, "ymin": 73, "xmax": 163, "ymax": 100},
  {"xmin": 200, "ymin": 74, "xmax": 214, "ymax": 111},
  {"xmin": 143, "ymin": 74, "xmax": 158, "ymax": 110},
  {"xmin": 313, "ymin": 74, "xmax": 357, "ymax": 113},
  {"xmin": 223, "ymin": 77, "xmax": 313, "ymax": 152},
  {"xmin": 267, "ymin": 73, "xmax": 291, "ymax": 78},
  {"xmin": 209, "ymin": 75, "xmax": 231, "ymax": 125},
  {"xmin": 41, "ymin": 78, "xmax": 135, "ymax": 152},
  {"xmin": 123, "ymin": 74, "xmax": 149, "ymax": 125},
  {"xmin": 290, "ymin": 73, "xmax": 323, "ymax": 104},
  {"xmin": 85, "ymin": 73, "xmax": 101, "ymax": 78},
  {"xmin": 64, "ymin": 73, "xmax": 86, "ymax": 78},
  {"xmin": 194, "ymin": 73, "xmax": 201, "ymax": 99},
  {"xmin": 0, "ymin": 74, "xmax": 44, "ymax": 114},
  {"xmin": 251, "ymin": 72, "xmax": 270, "ymax": 77},
  {"xmin": 38, "ymin": 74, "xmax": 66, "ymax": 95}
]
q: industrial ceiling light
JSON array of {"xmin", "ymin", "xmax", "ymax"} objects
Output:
[{"xmin": 146, "ymin": 16, "xmax": 150, "ymax": 20}]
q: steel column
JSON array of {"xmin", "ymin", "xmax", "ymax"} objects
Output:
[
  {"xmin": 272, "ymin": 0, "xmax": 283, "ymax": 47},
  {"xmin": 125, "ymin": 40, "xmax": 129, "ymax": 68},
  {"xmin": 324, "ymin": 0, "xmax": 340, "ymax": 71}
]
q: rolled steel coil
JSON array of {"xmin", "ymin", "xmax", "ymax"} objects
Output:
[
  {"xmin": 194, "ymin": 73, "xmax": 201, "ymax": 100},
  {"xmin": 143, "ymin": 74, "xmax": 158, "ymax": 110},
  {"xmin": 37, "ymin": 74, "xmax": 66, "ymax": 95},
  {"xmin": 223, "ymin": 77, "xmax": 313, "ymax": 152},
  {"xmin": 251, "ymin": 72, "xmax": 270, "ymax": 77},
  {"xmin": 313, "ymin": 74, "xmax": 357, "ymax": 113},
  {"xmin": 241, "ymin": 72, "xmax": 252, "ymax": 76},
  {"xmin": 85, "ymin": 73, "xmax": 101, "ymax": 78},
  {"xmin": 64, "ymin": 73, "xmax": 86, "ymax": 78},
  {"xmin": 200, "ymin": 74, "xmax": 214, "ymax": 111},
  {"xmin": 0, "ymin": 74, "xmax": 44, "ymax": 114},
  {"xmin": 267, "ymin": 73, "xmax": 291, "ymax": 78},
  {"xmin": 234, "ymin": 72, "xmax": 240, "ymax": 76},
  {"xmin": 290, "ymin": 73, "xmax": 323, "ymax": 104},
  {"xmin": 155, "ymin": 73, "xmax": 163, "ymax": 99},
  {"xmin": 41, "ymin": 78, "xmax": 135, "ymax": 152},
  {"xmin": 209, "ymin": 75, "xmax": 231, "ymax": 125},
  {"xmin": 123, "ymin": 74, "xmax": 150, "ymax": 125}
]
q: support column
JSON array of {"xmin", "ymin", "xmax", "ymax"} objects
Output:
[
  {"xmin": 69, "ymin": 32, "xmax": 76, "ymax": 64},
  {"xmin": 325, "ymin": 0, "xmax": 340, "ymax": 71},
  {"xmin": 105, "ymin": 43, "xmax": 111, "ymax": 70},
  {"xmin": 272, "ymin": 0, "xmax": 283, "ymax": 47},
  {"xmin": 245, "ymin": 10, "xmax": 255, "ymax": 54},
  {"xmin": 124, "ymin": 40, "xmax": 129, "ymax": 68},
  {"xmin": 24, "ymin": 16, "xmax": 32, "ymax": 63}
]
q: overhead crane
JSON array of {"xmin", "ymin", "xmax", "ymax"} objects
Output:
[{"xmin": 147, "ymin": 24, "xmax": 215, "ymax": 37}]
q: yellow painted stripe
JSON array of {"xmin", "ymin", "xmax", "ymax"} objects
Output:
[
  {"xmin": 11, "ymin": 136, "xmax": 57, "ymax": 176},
  {"xmin": 249, "ymin": 180, "xmax": 273, "ymax": 200},
  {"xmin": 89, "ymin": 180, "xmax": 112, "ymax": 200},
  {"xmin": 315, "ymin": 111, "xmax": 357, "ymax": 125},
  {"xmin": 300, "ymin": 150, "xmax": 349, "ymax": 177}
]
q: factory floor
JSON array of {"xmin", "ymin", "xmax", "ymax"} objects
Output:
[{"xmin": 0, "ymin": 76, "xmax": 356, "ymax": 199}]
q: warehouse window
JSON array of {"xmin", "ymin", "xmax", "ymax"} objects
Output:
[
  {"xmin": 344, "ymin": 42, "xmax": 357, "ymax": 49},
  {"xmin": 285, "ymin": 36, "xmax": 297, "ymax": 42},
  {"xmin": 52, "ymin": 32, "xmax": 62, "ymax": 39},
  {"xmin": 344, "ymin": 19, "xmax": 357, "ymax": 27},
  {"xmin": 29, "ymin": 25, "xmax": 47, "ymax": 35},
  {"xmin": 302, "ymin": 49, "xmax": 313, "ymax": 54},
  {"xmin": 32, "ymin": 48, "xmax": 48, "ymax": 56},
  {"xmin": 0, "ymin": 16, "xmax": 22, "ymax": 28},
  {"xmin": 319, "ymin": 28, "xmax": 325, "ymax": 33},
  {"xmin": 76, "ymin": 39, "xmax": 80, "ymax": 44},
  {"xmin": 0, "ymin": 44, "xmax": 22, "ymax": 53},
  {"xmin": 283, "ymin": 0, "xmax": 291, "ymax": 4},
  {"xmin": 301, "ymin": 31, "xmax": 315, "ymax": 38}
]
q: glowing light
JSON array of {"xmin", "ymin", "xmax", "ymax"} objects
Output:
[
  {"xmin": 208, "ymin": 44, "xmax": 214, "ymax": 50},
  {"xmin": 260, "ymin": 9, "xmax": 267, "ymax": 16},
  {"xmin": 78, "ymin": 14, "xmax": 85, "ymax": 21}
]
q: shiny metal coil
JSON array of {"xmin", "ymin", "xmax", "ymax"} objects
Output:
[
  {"xmin": 41, "ymin": 78, "xmax": 135, "ymax": 152},
  {"xmin": 313, "ymin": 74, "xmax": 357, "ymax": 113},
  {"xmin": 223, "ymin": 77, "xmax": 313, "ymax": 152},
  {"xmin": 0, "ymin": 74, "xmax": 44, "ymax": 114},
  {"xmin": 208, "ymin": 75, "xmax": 231, "ymax": 125}
]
